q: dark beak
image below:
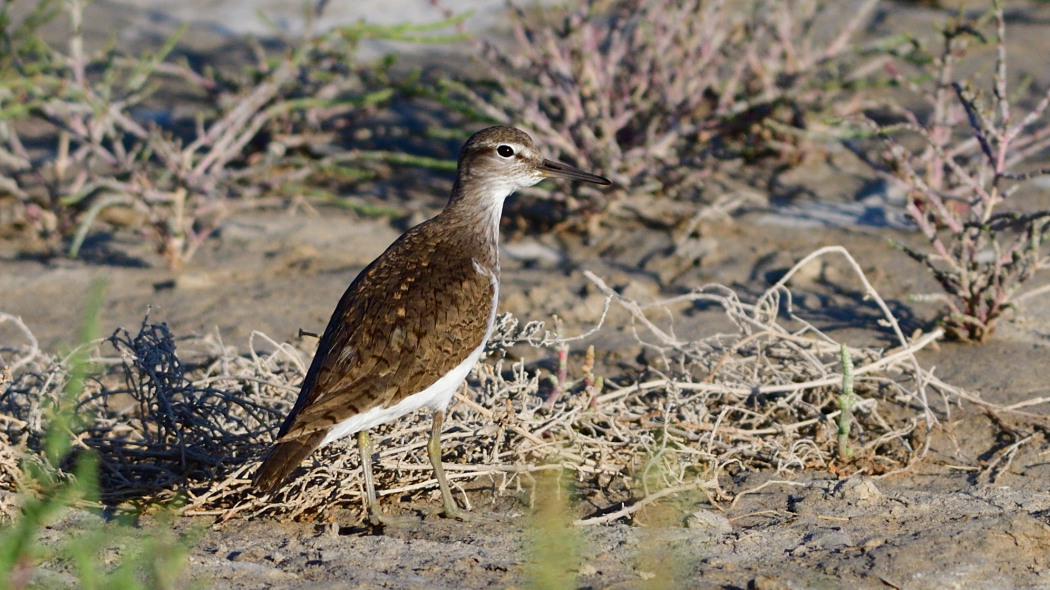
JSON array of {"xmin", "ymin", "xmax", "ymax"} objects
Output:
[{"xmin": 538, "ymin": 158, "xmax": 612, "ymax": 185}]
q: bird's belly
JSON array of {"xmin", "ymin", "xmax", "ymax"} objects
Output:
[{"xmin": 319, "ymin": 342, "xmax": 487, "ymax": 447}]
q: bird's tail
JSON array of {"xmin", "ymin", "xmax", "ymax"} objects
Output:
[{"xmin": 252, "ymin": 432, "xmax": 326, "ymax": 494}]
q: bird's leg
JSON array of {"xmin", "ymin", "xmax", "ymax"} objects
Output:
[
  {"xmin": 428, "ymin": 410, "xmax": 491, "ymax": 522},
  {"xmin": 357, "ymin": 430, "xmax": 414, "ymax": 526}
]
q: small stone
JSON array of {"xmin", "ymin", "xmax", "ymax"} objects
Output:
[
  {"xmin": 684, "ymin": 509, "xmax": 733, "ymax": 534},
  {"xmin": 830, "ymin": 477, "xmax": 883, "ymax": 504}
]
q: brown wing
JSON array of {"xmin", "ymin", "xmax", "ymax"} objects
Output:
[{"xmin": 276, "ymin": 219, "xmax": 496, "ymax": 442}]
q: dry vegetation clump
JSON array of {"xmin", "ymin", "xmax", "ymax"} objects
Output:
[
  {"xmin": 0, "ymin": 427, "xmax": 21, "ymax": 520},
  {"xmin": 0, "ymin": 251, "xmax": 990, "ymax": 524},
  {"xmin": 432, "ymin": 0, "xmax": 879, "ymax": 229},
  {"xmin": 85, "ymin": 321, "xmax": 287, "ymax": 501},
  {"xmin": 0, "ymin": 312, "xmax": 62, "ymax": 498},
  {"xmin": 853, "ymin": 0, "xmax": 1050, "ymax": 341},
  {"xmin": 0, "ymin": 311, "xmax": 298, "ymax": 511}
]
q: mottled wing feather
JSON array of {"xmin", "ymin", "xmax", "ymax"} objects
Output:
[{"xmin": 277, "ymin": 219, "xmax": 494, "ymax": 442}]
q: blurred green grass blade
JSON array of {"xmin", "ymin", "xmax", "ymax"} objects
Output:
[
  {"xmin": 525, "ymin": 468, "xmax": 582, "ymax": 590},
  {"xmin": 0, "ymin": 276, "xmax": 106, "ymax": 587},
  {"xmin": 337, "ymin": 12, "xmax": 473, "ymax": 43},
  {"xmin": 45, "ymin": 276, "xmax": 105, "ymax": 464}
]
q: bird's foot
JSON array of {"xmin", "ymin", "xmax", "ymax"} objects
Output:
[{"xmin": 365, "ymin": 507, "xmax": 418, "ymax": 527}]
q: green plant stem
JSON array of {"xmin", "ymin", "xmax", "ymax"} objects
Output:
[{"xmin": 837, "ymin": 344, "xmax": 856, "ymax": 461}]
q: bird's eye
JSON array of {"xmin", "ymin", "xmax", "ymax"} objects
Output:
[{"xmin": 497, "ymin": 145, "xmax": 515, "ymax": 158}]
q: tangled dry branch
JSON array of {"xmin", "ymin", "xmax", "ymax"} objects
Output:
[{"xmin": 0, "ymin": 247, "xmax": 1018, "ymax": 525}]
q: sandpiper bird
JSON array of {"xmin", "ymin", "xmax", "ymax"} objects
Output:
[{"xmin": 253, "ymin": 126, "xmax": 610, "ymax": 524}]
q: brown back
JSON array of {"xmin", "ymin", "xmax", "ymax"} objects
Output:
[{"xmin": 276, "ymin": 210, "xmax": 499, "ymax": 442}]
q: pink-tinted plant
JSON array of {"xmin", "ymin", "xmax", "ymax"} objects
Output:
[
  {"xmin": 0, "ymin": 0, "xmax": 453, "ymax": 267},
  {"xmin": 433, "ymin": 0, "xmax": 878, "ymax": 227},
  {"xmin": 542, "ymin": 316, "xmax": 604, "ymax": 409},
  {"xmin": 863, "ymin": 1, "xmax": 1050, "ymax": 341}
]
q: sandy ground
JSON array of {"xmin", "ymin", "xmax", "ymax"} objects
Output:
[{"xmin": 4, "ymin": 1, "xmax": 1050, "ymax": 589}]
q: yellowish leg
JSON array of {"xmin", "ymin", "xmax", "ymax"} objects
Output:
[
  {"xmin": 428, "ymin": 410, "xmax": 490, "ymax": 522},
  {"xmin": 357, "ymin": 430, "xmax": 414, "ymax": 526}
]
